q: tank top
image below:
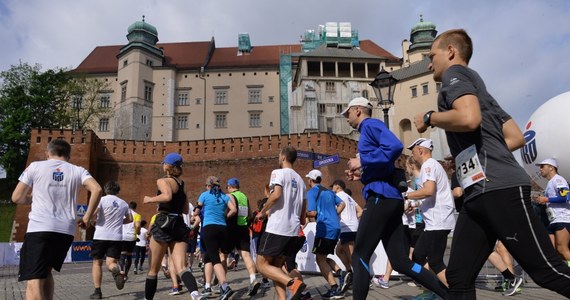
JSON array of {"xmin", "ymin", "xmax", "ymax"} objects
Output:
[
  {"xmin": 157, "ymin": 177, "xmax": 186, "ymax": 215},
  {"xmin": 231, "ymin": 190, "xmax": 249, "ymax": 226}
]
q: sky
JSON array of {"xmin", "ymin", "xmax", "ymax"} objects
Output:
[{"xmin": 0, "ymin": 0, "xmax": 569, "ymax": 130}]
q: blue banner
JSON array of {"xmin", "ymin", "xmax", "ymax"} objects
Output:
[{"xmin": 71, "ymin": 241, "xmax": 92, "ymax": 262}]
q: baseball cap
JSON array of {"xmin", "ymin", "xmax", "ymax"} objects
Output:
[
  {"xmin": 206, "ymin": 176, "xmax": 221, "ymax": 186},
  {"xmin": 305, "ymin": 169, "xmax": 322, "ymax": 181},
  {"xmin": 227, "ymin": 177, "xmax": 240, "ymax": 187},
  {"xmin": 162, "ymin": 153, "xmax": 183, "ymax": 167},
  {"xmin": 407, "ymin": 138, "xmax": 434, "ymax": 151},
  {"xmin": 341, "ymin": 97, "xmax": 373, "ymax": 117},
  {"xmin": 535, "ymin": 158, "xmax": 558, "ymax": 168},
  {"xmin": 330, "ymin": 179, "xmax": 346, "ymax": 190}
]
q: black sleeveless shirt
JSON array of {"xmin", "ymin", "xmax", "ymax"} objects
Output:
[{"xmin": 157, "ymin": 177, "xmax": 186, "ymax": 215}]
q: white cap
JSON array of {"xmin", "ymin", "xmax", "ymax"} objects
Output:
[
  {"xmin": 407, "ymin": 138, "xmax": 434, "ymax": 151},
  {"xmin": 305, "ymin": 169, "xmax": 322, "ymax": 181},
  {"xmin": 535, "ymin": 158, "xmax": 558, "ymax": 168},
  {"xmin": 341, "ymin": 97, "xmax": 373, "ymax": 117}
]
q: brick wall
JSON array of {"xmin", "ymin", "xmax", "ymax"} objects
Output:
[{"xmin": 13, "ymin": 129, "xmax": 360, "ymax": 241}]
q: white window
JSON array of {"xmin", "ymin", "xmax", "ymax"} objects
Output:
[
  {"xmin": 99, "ymin": 94, "xmax": 111, "ymax": 108},
  {"xmin": 249, "ymin": 113, "xmax": 261, "ymax": 127},
  {"xmin": 422, "ymin": 83, "xmax": 429, "ymax": 95},
  {"xmin": 215, "ymin": 91, "xmax": 228, "ymax": 105},
  {"xmin": 248, "ymin": 89, "xmax": 261, "ymax": 104},
  {"xmin": 72, "ymin": 95, "xmax": 82, "ymax": 109},
  {"xmin": 177, "ymin": 92, "xmax": 189, "ymax": 106},
  {"xmin": 99, "ymin": 118, "xmax": 109, "ymax": 132},
  {"xmin": 411, "ymin": 86, "xmax": 418, "ymax": 98},
  {"xmin": 325, "ymin": 81, "xmax": 335, "ymax": 92},
  {"xmin": 121, "ymin": 84, "xmax": 127, "ymax": 101},
  {"xmin": 215, "ymin": 114, "xmax": 227, "ymax": 128},
  {"xmin": 144, "ymin": 85, "xmax": 153, "ymax": 102},
  {"xmin": 177, "ymin": 115, "xmax": 188, "ymax": 129}
]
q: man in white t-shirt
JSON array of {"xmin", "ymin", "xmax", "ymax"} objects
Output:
[
  {"xmin": 120, "ymin": 201, "xmax": 141, "ymax": 279},
  {"xmin": 12, "ymin": 139, "xmax": 102, "ymax": 300},
  {"xmin": 89, "ymin": 181, "xmax": 132, "ymax": 299},
  {"xmin": 534, "ymin": 158, "xmax": 570, "ymax": 263},
  {"xmin": 255, "ymin": 146, "xmax": 307, "ymax": 300},
  {"xmin": 405, "ymin": 138, "xmax": 456, "ymax": 287},
  {"xmin": 331, "ymin": 179, "xmax": 362, "ymax": 292}
]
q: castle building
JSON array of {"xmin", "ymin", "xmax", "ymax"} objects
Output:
[{"xmin": 74, "ymin": 16, "xmax": 448, "ymax": 158}]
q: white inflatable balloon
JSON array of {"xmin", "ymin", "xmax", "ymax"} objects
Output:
[{"xmin": 521, "ymin": 91, "xmax": 570, "ymax": 189}]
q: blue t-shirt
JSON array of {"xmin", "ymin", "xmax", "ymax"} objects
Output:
[
  {"xmin": 307, "ymin": 185, "xmax": 342, "ymax": 240},
  {"xmin": 198, "ymin": 190, "xmax": 230, "ymax": 227}
]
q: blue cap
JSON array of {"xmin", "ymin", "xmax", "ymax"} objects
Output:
[
  {"xmin": 162, "ymin": 153, "xmax": 183, "ymax": 167},
  {"xmin": 227, "ymin": 178, "xmax": 240, "ymax": 187}
]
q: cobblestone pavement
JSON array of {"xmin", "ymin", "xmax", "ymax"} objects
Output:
[{"xmin": 1, "ymin": 262, "xmax": 566, "ymax": 299}]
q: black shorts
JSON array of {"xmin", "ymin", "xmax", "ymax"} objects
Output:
[
  {"xmin": 410, "ymin": 222, "xmax": 425, "ymax": 248},
  {"xmin": 91, "ymin": 240, "xmax": 122, "ymax": 260},
  {"xmin": 227, "ymin": 225, "xmax": 251, "ymax": 252},
  {"xmin": 547, "ymin": 222, "xmax": 570, "ymax": 235},
  {"xmin": 18, "ymin": 232, "xmax": 73, "ymax": 281},
  {"xmin": 150, "ymin": 215, "xmax": 189, "ymax": 244},
  {"xmin": 258, "ymin": 232, "xmax": 305, "ymax": 258},
  {"xmin": 187, "ymin": 239, "xmax": 197, "ymax": 253},
  {"xmin": 121, "ymin": 240, "xmax": 137, "ymax": 253},
  {"xmin": 312, "ymin": 237, "xmax": 338, "ymax": 255},
  {"xmin": 339, "ymin": 231, "xmax": 357, "ymax": 244}
]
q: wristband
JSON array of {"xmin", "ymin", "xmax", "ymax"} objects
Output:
[{"xmin": 423, "ymin": 110, "xmax": 435, "ymax": 127}]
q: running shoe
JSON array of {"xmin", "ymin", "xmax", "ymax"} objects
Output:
[
  {"xmin": 321, "ymin": 287, "xmax": 344, "ymax": 299},
  {"xmin": 340, "ymin": 271, "xmax": 352, "ymax": 292},
  {"xmin": 169, "ymin": 287, "xmax": 182, "ymax": 295},
  {"xmin": 287, "ymin": 278, "xmax": 306, "ymax": 300},
  {"xmin": 503, "ymin": 276, "xmax": 524, "ymax": 296},
  {"xmin": 247, "ymin": 279, "xmax": 261, "ymax": 296},
  {"xmin": 219, "ymin": 286, "xmax": 234, "ymax": 300},
  {"xmin": 371, "ymin": 276, "xmax": 390, "ymax": 289},
  {"xmin": 112, "ymin": 267, "xmax": 125, "ymax": 290},
  {"xmin": 202, "ymin": 287, "xmax": 212, "ymax": 297},
  {"xmin": 89, "ymin": 290, "xmax": 102, "ymax": 299},
  {"xmin": 412, "ymin": 291, "xmax": 438, "ymax": 300}
]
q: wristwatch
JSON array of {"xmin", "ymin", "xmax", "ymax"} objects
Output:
[{"xmin": 423, "ymin": 110, "xmax": 435, "ymax": 127}]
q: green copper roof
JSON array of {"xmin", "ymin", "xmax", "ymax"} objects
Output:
[
  {"xmin": 127, "ymin": 16, "xmax": 158, "ymax": 45},
  {"xmin": 409, "ymin": 15, "xmax": 437, "ymax": 51}
]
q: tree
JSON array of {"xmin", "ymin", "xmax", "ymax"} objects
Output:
[
  {"xmin": 63, "ymin": 74, "xmax": 114, "ymax": 131},
  {"xmin": 0, "ymin": 62, "xmax": 71, "ymax": 179}
]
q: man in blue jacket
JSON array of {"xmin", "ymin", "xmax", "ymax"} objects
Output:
[{"xmin": 343, "ymin": 97, "xmax": 447, "ymax": 300}]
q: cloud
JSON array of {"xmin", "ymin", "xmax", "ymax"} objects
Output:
[{"xmin": 0, "ymin": 0, "xmax": 568, "ymax": 127}]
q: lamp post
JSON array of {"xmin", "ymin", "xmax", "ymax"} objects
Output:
[{"xmin": 369, "ymin": 67, "xmax": 398, "ymax": 129}]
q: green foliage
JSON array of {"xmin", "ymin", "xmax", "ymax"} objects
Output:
[
  {"xmin": 0, "ymin": 203, "xmax": 17, "ymax": 242},
  {"xmin": 0, "ymin": 62, "xmax": 72, "ymax": 179}
]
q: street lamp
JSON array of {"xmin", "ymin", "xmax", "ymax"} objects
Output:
[{"xmin": 369, "ymin": 67, "xmax": 398, "ymax": 129}]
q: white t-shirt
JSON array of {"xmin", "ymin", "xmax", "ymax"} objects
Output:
[
  {"xmin": 19, "ymin": 159, "xmax": 93, "ymax": 236},
  {"xmin": 265, "ymin": 168, "xmax": 306, "ymax": 237},
  {"xmin": 418, "ymin": 158, "xmax": 456, "ymax": 231},
  {"xmin": 545, "ymin": 174, "xmax": 570, "ymax": 224},
  {"xmin": 136, "ymin": 227, "xmax": 149, "ymax": 247},
  {"xmin": 337, "ymin": 191, "xmax": 359, "ymax": 233},
  {"xmin": 93, "ymin": 195, "xmax": 129, "ymax": 241},
  {"xmin": 122, "ymin": 209, "xmax": 140, "ymax": 241}
]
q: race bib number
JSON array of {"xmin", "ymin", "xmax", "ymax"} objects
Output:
[
  {"xmin": 238, "ymin": 205, "xmax": 249, "ymax": 217},
  {"xmin": 455, "ymin": 145, "xmax": 486, "ymax": 189}
]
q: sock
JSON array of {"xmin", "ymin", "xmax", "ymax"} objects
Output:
[
  {"xmin": 145, "ymin": 276, "xmax": 158, "ymax": 300},
  {"xmin": 501, "ymin": 269, "xmax": 515, "ymax": 280},
  {"xmin": 191, "ymin": 291, "xmax": 200, "ymax": 299},
  {"xmin": 180, "ymin": 270, "xmax": 198, "ymax": 293},
  {"xmin": 250, "ymin": 274, "xmax": 256, "ymax": 283},
  {"xmin": 94, "ymin": 287, "xmax": 101, "ymax": 293},
  {"xmin": 125, "ymin": 254, "xmax": 133, "ymax": 274},
  {"xmin": 205, "ymin": 283, "xmax": 211, "ymax": 289},
  {"xmin": 221, "ymin": 282, "xmax": 228, "ymax": 290},
  {"xmin": 331, "ymin": 284, "xmax": 338, "ymax": 291},
  {"xmin": 119, "ymin": 254, "xmax": 126, "ymax": 271}
]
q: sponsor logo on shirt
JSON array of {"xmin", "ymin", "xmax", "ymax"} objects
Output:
[
  {"xmin": 449, "ymin": 77, "xmax": 460, "ymax": 86},
  {"xmin": 53, "ymin": 168, "xmax": 64, "ymax": 182}
]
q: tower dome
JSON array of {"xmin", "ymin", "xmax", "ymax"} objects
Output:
[
  {"xmin": 119, "ymin": 16, "xmax": 163, "ymax": 58},
  {"xmin": 126, "ymin": 16, "xmax": 159, "ymax": 45},
  {"xmin": 409, "ymin": 15, "xmax": 437, "ymax": 51}
]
